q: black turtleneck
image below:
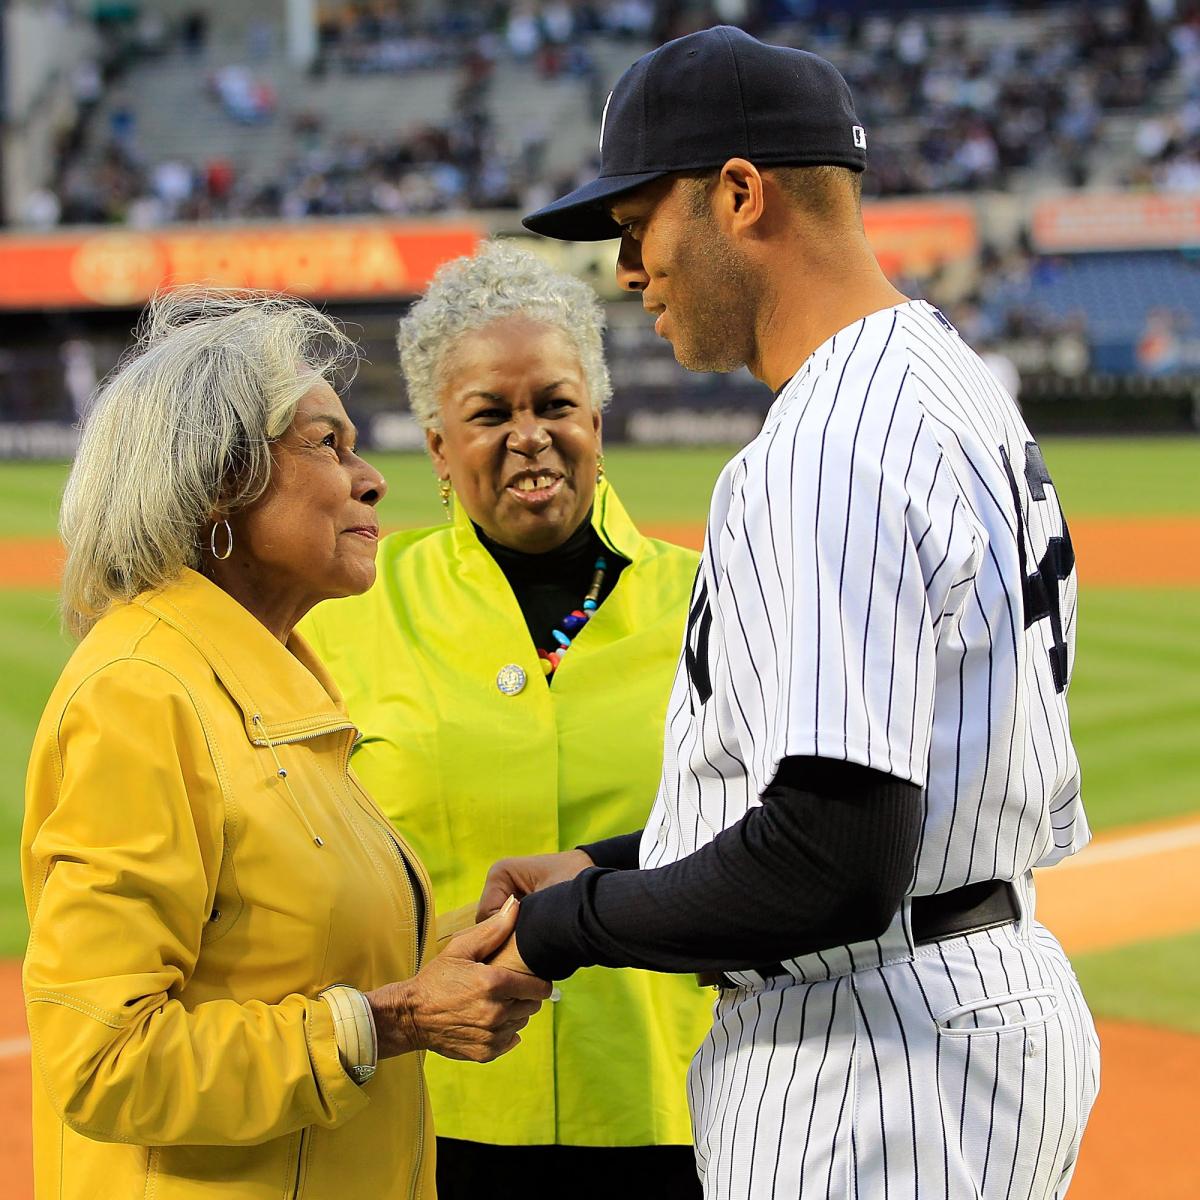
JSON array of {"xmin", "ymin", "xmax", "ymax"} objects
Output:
[{"xmin": 476, "ymin": 513, "xmax": 628, "ymax": 669}]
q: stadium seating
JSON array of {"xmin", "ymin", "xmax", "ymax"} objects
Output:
[
  {"xmin": 983, "ymin": 252, "xmax": 1200, "ymax": 374},
  {"xmin": 16, "ymin": 1, "xmax": 1193, "ymax": 226},
  {"xmin": 4, "ymin": 1, "xmax": 1200, "ymax": 427}
]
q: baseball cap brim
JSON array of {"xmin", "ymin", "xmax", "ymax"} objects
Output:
[{"xmin": 522, "ymin": 169, "xmax": 669, "ymax": 241}]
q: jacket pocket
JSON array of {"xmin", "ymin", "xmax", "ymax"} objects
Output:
[{"xmin": 140, "ymin": 1132, "xmax": 301, "ymax": 1198}]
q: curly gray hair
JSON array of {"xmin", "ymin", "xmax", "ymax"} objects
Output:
[
  {"xmin": 59, "ymin": 287, "xmax": 358, "ymax": 638},
  {"xmin": 397, "ymin": 239, "xmax": 612, "ymax": 429}
]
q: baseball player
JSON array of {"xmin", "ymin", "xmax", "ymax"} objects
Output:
[{"xmin": 482, "ymin": 26, "xmax": 1100, "ymax": 1199}]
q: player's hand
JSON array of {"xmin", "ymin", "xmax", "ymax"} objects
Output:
[
  {"xmin": 476, "ymin": 849, "xmax": 594, "ymax": 921},
  {"xmin": 366, "ymin": 897, "xmax": 551, "ymax": 1063}
]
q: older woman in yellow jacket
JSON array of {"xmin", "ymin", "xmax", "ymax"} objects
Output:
[
  {"xmin": 301, "ymin": 242, "xmax": 711, "ymax": 1199},
  {"xmin": 22, "ymin": 289, "xmax": 549, "ymax": 1200}
]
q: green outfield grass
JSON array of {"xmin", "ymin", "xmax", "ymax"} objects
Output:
[
  {"xmin": 3, "ymin": 435, "xmax": 1200, "ymax": 539},
  {"xmin": 1069, "ymin": 588, "xmax": 1200, "ymax": 831},
  {"xmin": 1073, "ymin": 930, "xmax": 1200, "ymax": 1035},
  {"xmin": 0, "ymin": 590, "xmax": 72, "ymax": 953},
  {"xmin": 0, "ymin": 447, "xmax": 744, "ymax": 538},
  {"xmin": 0, "ymin": 462, "xmax": 66, "ymax": 538},
  {"xmin": 2, "ymin": 438, "xmax": 1199, "ymax": 1040}
]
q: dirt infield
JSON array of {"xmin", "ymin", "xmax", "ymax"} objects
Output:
[
  {"xmin": 0, "ymin": 960, "xmax": 30, "ymax": 1198},
  {"xmin": 1035, "ymin": 815, "xmax": 1200, "ymax": 953},
  {"xmin": 1068, "ymin": 1019, "xmax": 1200, "ymax": 1199},
  {"xmin": 3, "ymin": 515, "xmax": 1200, "ymax": 589},
  {"xmin": 641, "ymin": 516, "xmax": 1200, "ymax": 586},
  {"xmin": 0, "ymin": 540, "xmax": 65, "ymax": 589},
  {"xmin": 2, "ymin": 814, "xmax": 1199, "ymax": 1198}
]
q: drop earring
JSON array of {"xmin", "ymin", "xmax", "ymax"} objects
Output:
[{"xmin": 438, "ymin": 477, "xmax": 452, "ymax": 520}]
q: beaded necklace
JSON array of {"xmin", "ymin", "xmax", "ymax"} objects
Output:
[{"xmin": 537, "ymin": 556, "xmax": 607, "ymax": 677}]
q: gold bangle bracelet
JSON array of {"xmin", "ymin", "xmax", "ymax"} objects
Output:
[{"xmin": 318, "ymin": 985, "xmax": 378, "ymax": 1085}]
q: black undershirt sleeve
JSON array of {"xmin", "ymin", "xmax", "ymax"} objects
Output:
[
  {"xmin": 577, "ymin": 830, "xmax": 642, "ymax": 870},
  {"xmin": 516, "ymin": 756, "xmax": 922, "ymax": 980}
]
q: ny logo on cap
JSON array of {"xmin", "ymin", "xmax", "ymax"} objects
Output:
[
  {"xmin": 599, "ymin": 92, "xmax": 613, "ymax": 152},
  {"xmin": 853, "ymin": 125, "xmax": 867, "ymax": 149}
]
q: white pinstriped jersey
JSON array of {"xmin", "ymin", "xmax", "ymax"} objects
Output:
[
  {"xmin": 638, "ymin": 300, "xmax": 1098, "ymax": 1199},
  {"xmin": 641, "ymin": 299, "xmax": 1089, "ymax": 970}
]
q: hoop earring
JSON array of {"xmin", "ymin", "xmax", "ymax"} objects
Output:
[
  {"xmin": 209, "ymin": 519, "xmax": 234, "ymax": 560},
  {"xmin": 438, "ymin": 478, "xmax": 452, "ymax": 521},
  {"xmin": 596, "ymin": 452, "xmax": 606, "ymax": 484}
]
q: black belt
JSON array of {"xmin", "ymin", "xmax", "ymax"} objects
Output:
[{"xmin": 697, "ymin": 879, "xmax": 1019, "ymax": 989}]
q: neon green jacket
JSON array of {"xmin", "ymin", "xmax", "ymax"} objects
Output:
[{"xmin": 301, "ymin": 481, "xmax": 711, "ymax": 1147}]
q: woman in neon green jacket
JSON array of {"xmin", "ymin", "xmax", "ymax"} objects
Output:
[{"xmin": 301, "ymin": 242, "xmax": 710, "ymax": 1198}]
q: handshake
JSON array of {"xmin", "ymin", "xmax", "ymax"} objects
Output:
[{"xmin": 363, "ymin": 848, "xmax": 593, "ymax": 1066}]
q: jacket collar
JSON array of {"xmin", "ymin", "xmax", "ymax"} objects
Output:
[
  {"xmin": 450, "ymin": 477, "xmax": 646, "ymax": 565},
  {"xmin": 135, "ymin": 568, "xmax": 353, "ymax": 745}
]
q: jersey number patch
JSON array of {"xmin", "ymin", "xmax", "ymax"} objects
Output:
[
  {"xmin": 685, "ymin": 577, "xmax": 713, "ymax": 706},
  {"xmin": 1001, "ymin": 442, "xmax": 1075, "ymax": 693}
]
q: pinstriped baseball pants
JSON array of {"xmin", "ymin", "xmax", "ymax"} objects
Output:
[{"xmin": 687, "ymin": 917, "xmax": 1100, "ymax": 1199}]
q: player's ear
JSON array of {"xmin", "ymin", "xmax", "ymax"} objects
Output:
[{"xmin": 715, "ymin": 158, "xmax": 766, "ymax": 235}]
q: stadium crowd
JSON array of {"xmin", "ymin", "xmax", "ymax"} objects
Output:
[
  {"xmin": 849, "ymin": 0, "xmax": 1186, "ymax": 195},
  {"xmin": 13, "ymin": 0, "xmax": 1200, "ymax": 230}
]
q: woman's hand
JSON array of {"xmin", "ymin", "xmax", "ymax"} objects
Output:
[
  {"xmin": 476, "ymin": 849, "xmax": 594, "ymax": 921},
  {"xmin": 487, "ymin": 931, "xmax": 535, "ymax": 976},
  {"xmin": 366, "ymin": 897, "xmax": 551, "ymax": 1063}
]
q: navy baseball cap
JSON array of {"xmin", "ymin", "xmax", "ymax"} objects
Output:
[{"xmin": 523, "ymin": 25, "xmax": 867, "ymax": 242}]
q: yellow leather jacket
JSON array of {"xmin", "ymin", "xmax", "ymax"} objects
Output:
[{"xmin": 22, "ymin": 568, "xmax": 436, "ymax": 1199}]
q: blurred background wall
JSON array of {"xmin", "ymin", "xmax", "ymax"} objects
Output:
[{"xmin": 2, "ymin": 0, "xmax": 1199, "ymax": 454}]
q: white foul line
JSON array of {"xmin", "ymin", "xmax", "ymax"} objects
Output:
[{"xmin": 0, "ymin": 1036, "xmax": 30, "ymax": 1061}]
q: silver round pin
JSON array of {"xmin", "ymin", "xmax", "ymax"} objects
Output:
[{"xmin": 496, "ymin": 664, "xmax": 527, "ymax": 696}]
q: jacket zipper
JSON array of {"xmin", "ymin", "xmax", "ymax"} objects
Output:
[
  {"xmin": 339, "ymin": 738, "xmax": 429, "ymax": 958},
  {"xmin": 252, "ymin": 717, "xmax": 357, "ymax": 847},
  {"xmin": 338, "ymin": 736, "xmax": 430, "ymax": 1199},
  {"xmin": 408, "ymin": 1077, "xmax": 427, "ymax": 1200},
  {"xmin": 257, "ymin": 723, "xmax": 430, "ymax": 1198},
  {"xmin": 250, "ymin": 722, "xmax": 355, "ymax": 748},
  {"xmin": 290, "ymin": 1127, "xmax": 309, "ymax": 1199},
  {"xmin": 255, "ymin": 720, "xmax": 428, "ymax": 952}
]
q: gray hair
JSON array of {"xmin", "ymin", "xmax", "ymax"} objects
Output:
[
  {"xmin": 59, "ymin": 287, "xmax": 357, "ymax": 638},
  {"xmin": 397, "ymin": 239, "xmax": 612, "ymax": 429}
]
